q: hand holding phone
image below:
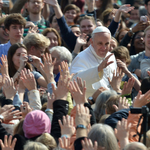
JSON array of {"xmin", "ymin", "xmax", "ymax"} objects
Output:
[{"xmin": 140, "ymin": 16, "xmax": 148, "ymax": 22}]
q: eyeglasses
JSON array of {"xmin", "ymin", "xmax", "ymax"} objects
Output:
[
  {"xmin": 135, "ymin": 36, "xmax": 144, "ymax": 39},
  {"xmin": 79, "ymin": 14, "xmax": 94, "ymax": 17},
  {"xmin": 0, "ymin": 26, "xmax": 5, "ymax": 30},
  {"xmin": 29, "ymin": 1, "xmax": 42, "ymax": 5}
]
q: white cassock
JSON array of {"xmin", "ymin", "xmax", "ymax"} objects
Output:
[{"xmin": 70, "ymin": 45, "xmax": 117, "ymax": 98}]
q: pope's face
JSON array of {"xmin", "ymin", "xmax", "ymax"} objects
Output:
[{"xmin": 90, "ymin": 32, "xmax": 111, "ymax": 58}]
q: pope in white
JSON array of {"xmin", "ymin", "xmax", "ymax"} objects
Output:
[{"xmin": 70, "ymin": 26, "xmax": 117, "ymax": 97}]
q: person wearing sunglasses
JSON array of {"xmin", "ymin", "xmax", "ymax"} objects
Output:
[{"xmin": 0, "ymin": 16, "xmax": 9, "ymax": 44}]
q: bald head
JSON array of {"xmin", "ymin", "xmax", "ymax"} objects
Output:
[{"xmin": 124, "ymin": 142, "xmax": 147, "ymax": 150}]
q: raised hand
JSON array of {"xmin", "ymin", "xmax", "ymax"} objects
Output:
[
  {"xmin": 40, "ymin": 53, "xmax": 56, "ymax": 83},
  {"xmin": 47, "ymin": 93, "xmax": 55, "ymax": 110},
  {"xmin": 0, "ymin": 55, "xmax": 9, "ymax": 76},
  {"xmin": 0, "ymin": 135, "xmax": 17, "ymax": 150},
  {"xmin": 113, "ymin": 97, "xmax": 130, "ymax": 112},
  {"xmin": 108, "ymin": 67, "xmax": 124, "ymax": 93},
  {"xmin": 82, "ymin": 138, "xmax": 98, "ymax": 150},
  {"xmin": 133, "ymin": 90, "xmax": 150, "ymax": 107},
  {"xmin": 20, "ymin": 102, "xmax": 32, "ymax": 118},
  {"xmin": 69, "ymin": 79, "xmax": 87, "ymax": 105},
  {"xmin": 118, "ymin": 4, "xmax": 134, "ymax": 13},
  {"xmin": 58, "ymin": 115, "xmax": 75, "ymax": 138},
  {"xmin": 115, "ymin": 119, "xmax": 130, "ymax": 150},
  {"xmin": 3, "ymin": 75, "xmax": 16, "ymax": 100},
  {"xmin": 59, "ymin": 137, "xmax": 71, "ymax": 150},
  {"xmin": 0, "ymin": 106, "xmax": 22, "ymax": 123},
  {"xmin": 75, "ymin": 104, "xmax": 91, "ymax": 127},
  {"xmin": 19, "ymin": 53, "xmax": 28, "ymax": 70},
  {"xmin": 98, "ymin": 54, "xmax": 114, "ymax": 72},
  {"xmin": 43, "ymin": 0, "xmax": 58, "ymax": 7},
  {"xmin": 76, "ymin": 34, "xmax": 88, "ymax": 46},
  {"xmin": 20, "ymin": 69, "xmax": 37, "ymax": 91},
  {"xmin": 121, "ymin": 77, "xmax": 135, "ymax": 95},
  {"xmin": 117, "ymin": 59, "xmax": 128, "ymax": 74}
]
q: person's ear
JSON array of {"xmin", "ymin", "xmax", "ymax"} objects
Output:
[{"xmin": 90, "ymin": 37, "xmax": 94, "ymax": 46}]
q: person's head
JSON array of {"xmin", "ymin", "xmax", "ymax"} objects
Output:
[
  {"xmin": 141, "ymin": 76, "xmax": 150, "ymax": 94},
  {"xmin": 88, "ymin": 124, "xmax": 119, "ymax": 150},
  {"xmin": 27, "ymin": 0, "xmax": 44, "ymax": 15},
  {"xmin": 23, "ymin": 110, "xmax": 51, "ymax": 139},
  {"xmin": 49, "ymin": 14, "xmax": 60, "ymax": 32},
  {"xmin": 105, "ymin": 95, "xmax": 120, "ymax": 114},
  {"xmin": 130, "ymin": 6, "xmax": 140, "ymax": 21},
  {"xmin": 116, "ymin": 28, "xmax": 130, "ymax": 43},
  {"xmin": 109, "ymin": 37, "xmax": 118, "ymax": 52},
  {"xmin": 63, "ymin": 4, "xmax": 80, "ymax": 24},
  {"xmin": 145, "ymin": 0, "xmax": 150, "ymax": 16},
  {"xmin": 0, "ymin": 16, "xmax": 9, "ymax": 43},
  {"xmin": 139, "ymin": 6, "xmax": 148, "ymax": 17},
  {"xmin": 95, "ymin": 0, "xmax": 113, "ymax": 9},
  {"xmin": 70, "ymin": 25, "xmax": 81, "ymax": 37},
  {"xmin": 144, "ymin": 26, "xmax": 150, "ymax": 51},
  {"xmin": 42, "ymin": 28, "xmax": 61, "ymax": 49},
  {"xmin": 99, "ymin": 114, "xmax": 110, "ymax": 123},
  {"xmin": 94, "ymin": 90, "xmax": 117, "ymax": 122},
  {"xmin": 102, "ymin": 8, "xmax": 113, "ymax": 27},
  {"xmin": 130, "ymin": 31, "xmax": 144, "ymax": 55},
  {"xmin": 50, "ymin": 46, "xmax": 72, "ymax": 74},
  {"xmin": 36, "ymin": 133, "xmax": 57, "ymax": 150},
  {"xmin": 111, "ymin": 46, "xmax": 131, "ymax": 66},
  {"xmin": 23, "ymin": 33, "xmax": 50, "ymax": 58},
  {"xmin": 4, "ymin": 13, "xmax": 26, "ymax": 41},
  {"xmin": 78, "ymin": 15, "xmax": 96, "ymax": 34},
  {"xmin": 24, "ymin": 141, "xmax": 48, "ymax": 150},
  {"xmin": 123, "ymin": 142, "xmax": 147, "ymax": 150},
  {"xmin": 7, "ymin": 43, "xmax": 32, "ymax": 77},
  {"xmin": 90, "ymin": 26, "xmax": 111, "ymax": 58},
  {"xmin": 13, "ymin": 118, "xmax": 24, "ymax": 136}
]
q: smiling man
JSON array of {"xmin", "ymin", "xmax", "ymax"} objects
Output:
[
  {"xmin": 70, "ymin": 26, "xmax": 117, "ymax": 97},
  {"xmin": 0, "ymin": 13, "xmax": 26, "ymax": 59}
]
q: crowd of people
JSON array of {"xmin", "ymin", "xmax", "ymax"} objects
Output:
[{"xmin": 0, "ymin": 0, "xmax": 150, "ymax": 149}]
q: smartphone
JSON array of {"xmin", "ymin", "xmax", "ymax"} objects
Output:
[
  {"xmin": 28, "ymin": 56, "xmax": 33, "ymax": 62},
  {"xmin": 140, "ymin": 16, "xmax": 148, "ymax": 22}
]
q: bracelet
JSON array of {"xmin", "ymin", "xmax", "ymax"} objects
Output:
[
  {"xmin": 61, "ymin": 134, "xmax": 69, "ymax": 138},
  {"xmin": 45, "ymin": 108, "xmax": 53, "ymax": 114},
  {"xmin": 76, "ymin": 124, "xmax": 86, "ymax": 130}
]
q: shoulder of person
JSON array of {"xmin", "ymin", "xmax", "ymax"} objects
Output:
[{"xmin": 130, "ymin": 51, "xmax": 145, "ymax": 60}]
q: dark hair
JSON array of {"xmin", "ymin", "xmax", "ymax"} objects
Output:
[
  {"xmin": 7, "ymin": 43, "xmax": 32, "ymax": 77},
  {"xmin": 141, "ymin": 77, "xmax": 150, "ymax": 94},
  {"xmin": 145, "ymin": 0, "xmax": 150, "ymax": 5},
  {"xmin": 49, "ymin": 14, "xmax": 55, "ymax": 24},
  {"xmin": 63, "ymin": 4, "xmax": 80, "ymax": 14},
  {"xmin": 4, "ymin": 13, "xmax": 26, "ymax": 30}
]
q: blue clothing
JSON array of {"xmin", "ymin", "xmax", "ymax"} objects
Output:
[
  {"xmin": 0, "ymin": 41, "xmax": 11, "ymax": 63},
  {"xmin": 128, "ymin": 51, "xmax": 145, "ymax": 75},
  {"xmin": 24, "ymin": 71, "xmax": 42, "ymax": 102},
  {"xmin": 57, "ymin": 16, "xmax": 119, "ymax": 52},
  {"xmin": 105, "ymin": 109, "xmax": 129, "ymax": 129}
]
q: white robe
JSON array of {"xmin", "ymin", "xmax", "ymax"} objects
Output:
[{"xmin": 70, "ymin": 45, "xmax": 117, "ymax": 98}]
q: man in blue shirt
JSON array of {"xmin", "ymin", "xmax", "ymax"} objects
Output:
[{"xmin": 0, "ymin": 13, "xmax": 26, "ymax": 59}]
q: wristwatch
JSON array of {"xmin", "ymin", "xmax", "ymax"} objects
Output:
[
  {"xmin": 0, "ymin": 115, "xmax": 4, "ymax": 123},
  {"xmin": 88, "ymin": 96, "xmax": 95, "ymax": 105},
  {"xmin": 76, "ymin": 124, "xmax": 86, "ymax": 130}
]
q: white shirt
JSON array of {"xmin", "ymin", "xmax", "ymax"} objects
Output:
[{"xmin": 70, "ymin": 45, "xmax": 117, "ymax": 97}]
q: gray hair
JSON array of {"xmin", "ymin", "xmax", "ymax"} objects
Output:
[
  {"xmin": 123, "ymin": 142, "xmax": 147, "ymax": 150},
  {"xmin": 139, "ymin": 6, "xmax": 147, "ymax": 17},
  {"xmin": 94, "ymin": 90, "xmax": 117, "ymax": 122},
  {"xmin": 49, "ymin": 46, "xmax": 72, "ymax": 66},
  {"xmin": 88, "ymin": 124, "xmax": 119, "ymax": 150},
  {"xmin": 24, "ymin": 141, "xmax": 48, "ymax": 150}
]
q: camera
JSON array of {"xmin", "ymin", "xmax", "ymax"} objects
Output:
[{"xmin": 28, "ymin": 56, "xmax": 33, "ymax": 62}]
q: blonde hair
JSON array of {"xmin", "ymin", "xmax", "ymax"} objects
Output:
[
  {"xmin": 111, "ymin": 46, "xmax": 131, "ymax": 65},
  {"xmin": 0, "ymin": 16, "xmax": 7, "ymax": 26},
  {"xmin": 13, "ymin": 118, "xmax": 24, "ymax": 136},
  {"xmin": 24, "ymin": 141, "xmax": 48, "ymax": 150},
  {"xmin": 42, "ymin": 28, "xmax": 61, "ymax": 46},
  {"xmin": 23, "ymin": 33, "xmax": 50, "ymax": 50},
  {"xmin": 36, "ymin": 133, "xmax": 57, "ymax": 150},
  {"xmin": 78, "ymin": 15, "xmax": 96, "ymax": 26},
  {"xmin": 105, "ymin": 95, "xmax": 120, "ymax": 114}
]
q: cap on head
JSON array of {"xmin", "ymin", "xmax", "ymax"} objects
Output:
[{"xmin": 92, "ymin": 26, "xmax": 111, "ymax": 35}]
